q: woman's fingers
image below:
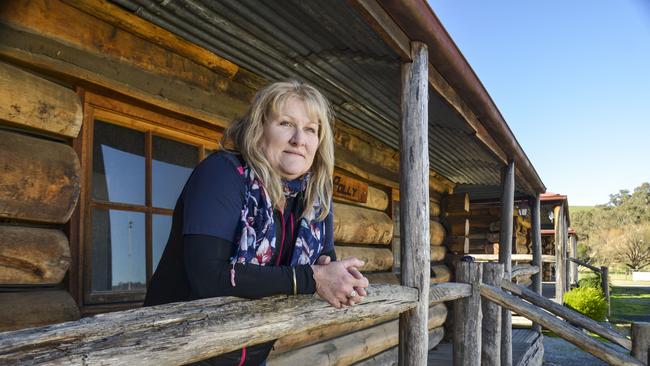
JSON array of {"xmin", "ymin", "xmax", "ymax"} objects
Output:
[
  {"xmin": 316, "ymin": 255, "xmax": 331, "ymax": 265},
  {"xmin": 339, "ymin": 256, "xmax": 365, "ymax": 270}
]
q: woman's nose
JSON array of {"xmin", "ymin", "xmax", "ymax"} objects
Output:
[{"xmin": 289, "ymin": 129, "xmax": 305, "ymax": 146}]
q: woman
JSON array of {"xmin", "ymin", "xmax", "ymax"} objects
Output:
[{"xmin": 145, "ymin": 80, "xmax": 369, "ymax": 365}]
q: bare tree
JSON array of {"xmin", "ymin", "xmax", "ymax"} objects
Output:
[{"xmin": 615, "ymin": 225, "xmax": 650, "ymax": 271}]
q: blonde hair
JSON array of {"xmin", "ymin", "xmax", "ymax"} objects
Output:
[{"xmin": 222, "ymin": 80, "xmax": 334, "ymax": 221}]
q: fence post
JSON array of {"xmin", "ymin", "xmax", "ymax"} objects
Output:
[
  {"xmin": 632, "ymin": 322, "xmax": 650, "ymax": 364},
  {"xmin": 531, "ymin": 194, "xmax": 542, "ymax": 333},
  {"xmin": 453, "ymin": 261, "xmax": 482, "ymax": 366},
  {"xmin": 499, "ymin": 160, "xmax": 515, "ymax": 366},
  {"xmin": 482, "ymin": 262, "xmax": 503, "ymax": 366},
  {"xmin": 600, "ymin": 266, "xmax": 610, "ymax": 318}
]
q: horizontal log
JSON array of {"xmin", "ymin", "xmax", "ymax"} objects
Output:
[
  {"xmin": 270, "ymin": 304, "xmax": 447, "ymax": 365},
  {"xmin": 446, "ymin": 236, "xmax": 469, "ymax": 253},
  {"xmin": 352, "ymin": 326, "xmax": 444, "ymax": 366},
  {"xmin": 0, "ymin": 284, "xmax": 418, "ymax": 365},
  {"xmin": 0, "ymin": 225, "xmax": 70, "ymax": 285},
  {"xmin": 0, "ymin": 290, "xmax": 80, "ymax": 332},
  {"xmin": 511, "ymin": 265, "xmax": 540, "ymax": 280},
  {"xmin": 568, "ymin": 257, "xmax": 601, "ymax": 272},
  {"xmin": 430, "ymin": 220, "xmax": 446, "ymax": 246},
  {"xmin": 333, "ymin": 203, "xmax": 393, "ymax": 244},
  {"xmin": 334, "ymin": 246, "xmax": 393, "ymax": 272},
  {"xmin": 0, "ymin": 61, "xmax": 82, "ymax": 137},
  {"xmin": 430, "ymin": 265, "xmax": 451, "ymax": 283},
  {"xmin": 334, "ymin": 182, "xmax": 389, "ymax": 211},
  {"xmin": 430, "ymin": 245, "xmax": 446, "ymax": 262},
  {"xmin": 445, "ymin": 193, "xmax": 469, "ymax": 214},
  {"xmin": 468, "ymin": 254, "xmax": 555, "ymax": 263},
  {"xmin": 480, "ymin": 283, "xmax": 642, "ymax": 366},
  {"xmin": 365, "ymin": 272, "xmax": 399, "ymax": 285},
  {"xmin": 429, "ymin": 282, "xmax": 471, "ymax": 305},
  {"xmin": 447, "ymin": 217, "xmax": 469, "ymax": 237},
  {"xmin": 500, "ymin": 279, "xmax": 631, "ymax": 350},
  {"xmin": 0, "ymin": 130, "xmax": 80, "ymax": 223},
  {"xmin": 430, "ymin": 199, "xmax": 441, "ymax": 218}
]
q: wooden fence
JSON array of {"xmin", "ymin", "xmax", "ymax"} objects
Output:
[{"xmin": 455, "ymin": 261, "xmax": 650, "ymax": 366}]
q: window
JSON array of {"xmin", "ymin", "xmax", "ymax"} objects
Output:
[{"xmin": 76, "ymin": 93, "xmax": 220, "ymax": 307}]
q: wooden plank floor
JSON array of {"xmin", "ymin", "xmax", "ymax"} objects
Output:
[{"xmin": 428, "ymin": 329, "xmax": 542, "ymax": 365}]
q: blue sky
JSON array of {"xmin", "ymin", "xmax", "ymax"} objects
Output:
[{"xmin": 428, "ymin": 0, "xmax": 650, "ymax": 205}]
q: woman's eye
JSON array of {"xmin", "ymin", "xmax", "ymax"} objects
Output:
[
  {"xmin": 280, "ymin": 120, "xmax": 292, "ymax": 127},
  {"xmin": 305, "ymin": 127, "xmax": 317, "ymax": 134}
]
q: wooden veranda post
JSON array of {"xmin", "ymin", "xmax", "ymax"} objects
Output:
[
  {"xmin": 631, "ymin": 322, "xmax": 650, "ymax": 364},
  {"xmin": 398, "ymin": 41, "xmax": 430, "ymax": 366},
  {"xmin": 554, "ymin": 203, "xmax": 568, "ymax": 302},
  {"xmin": 453, "ymin": 261, "xmax": 482, "ymax": 366},
  {"xmin": 569, "ymin": 234, "xmax": 578, "ymax": 287},
  {"xmin": 531, "ymin": 194, "xmax": 542, "ymax": 333},
  {"xmin": 499, "ymin": 160, "xmax": 515, "ymax": 366},
  {"xmin": 481, "ymin": 262, "xmax": 503, "ymax": 366}
]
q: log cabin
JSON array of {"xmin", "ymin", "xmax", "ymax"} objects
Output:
[{"xmin": 2, "ymin": 1, "xmax": 611, "ymax": 365}]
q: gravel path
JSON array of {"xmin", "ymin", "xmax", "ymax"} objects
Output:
[{"xmin": 542, "ymin": 336, "xmax": 608, "ymax": 366}]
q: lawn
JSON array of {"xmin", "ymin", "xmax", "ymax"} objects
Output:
[{"xmin": 609, "ymin": 286, "xmax": 650, "ymax": 324}]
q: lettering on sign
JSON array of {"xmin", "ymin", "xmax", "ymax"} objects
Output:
[{"xmin": 333, "ymin": 173, "xmax": 368, "ymax": 203}]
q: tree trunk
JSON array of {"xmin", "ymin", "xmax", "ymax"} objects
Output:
[{"xmin": 333, "ymin": 203, "xmax": 393, "ymax": 244}]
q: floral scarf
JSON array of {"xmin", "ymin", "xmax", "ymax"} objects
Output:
[{"xmin": 229, "ymin": 160, "xmax": 326, "ymax": 285}]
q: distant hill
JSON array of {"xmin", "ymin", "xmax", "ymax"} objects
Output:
[{"xmin": 570, "ymin": 206, "xmax": 594, "ymax": 213}]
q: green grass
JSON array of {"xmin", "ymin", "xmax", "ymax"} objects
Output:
[{"xmin": 609, "ymin": 286, "xmax": 650, "ymax": 323}]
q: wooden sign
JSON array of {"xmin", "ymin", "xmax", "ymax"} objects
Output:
[{"xmin": 333, "ymin": 173, "xmax": 368, "ymax": 203}]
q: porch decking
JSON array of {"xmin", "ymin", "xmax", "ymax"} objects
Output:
[{"xmin": 427, "ymin": 329, "xmax": 543, "ymax": 366}]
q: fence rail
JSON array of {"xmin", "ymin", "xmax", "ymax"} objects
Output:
[{"xmin": 569, "ymin": 257, "xmax": 611, "ymax": 316}]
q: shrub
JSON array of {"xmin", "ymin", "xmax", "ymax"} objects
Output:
[
  {"xmin": 578, "ymin": 274, "xmax": 603, "ymax": 290},
  {"xmin": 563, "ymin": 286, "xmax": 608, "ymax": 321}
]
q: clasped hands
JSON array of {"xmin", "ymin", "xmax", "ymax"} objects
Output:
[{"xmin": 311, "ymin": 255, "xmax": 369, "ymax": 309}]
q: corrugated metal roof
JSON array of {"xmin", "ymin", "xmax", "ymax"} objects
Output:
[{"xmin": 110, "ymin": 0, "xmax": 528, "ymax": 198}]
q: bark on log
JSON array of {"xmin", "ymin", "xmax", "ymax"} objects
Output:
[
  {"xmin": 270, "ymin": 305, "xmax": 447, "ymax": 365},
  {"xmin": 333, "ymin": 203, "xmax": 393, "ymax": 244},
  {"xmin": 0, "ymin": 290, "xmax": 80, "ymax": 332},
  {"xmin": 445, "ymin": 193, "xmax": 469, "ymax": 214},
  {"xmin": 430, "ymin": 245, "xmax": 446, "ymax": 262},
  {"xmin": 335, "ymin": 246, "xmax": 393, "ymax": 272},
  {"xmin": 0, "ymin": 225, "xmax": 71, "ymax": 285},
  {"xmin": 0, "ymin": 284, "xmax": 418, "ymax": 365},
  {"xmin": 430, "ymin": 220, "xmax": 446, "ymax": 246},
  {"xmin": 351, "ymin": 326, "xmax": 444, "ymax": 366},
  {"xmin": 0, "ymin": 61, "xmax": 82, "ymax": 138},
  {"xmin": 430, "ymin": 265, "xmax": 451, "ymax": 284},
  {"xmin": 481, "ymin": 283, "xmax": 643, "ymax": 366},
  {"xmin": 365, "ymin": 272, "xmax": 399, "ymax": 285},
  {"xmin": 334, "ymin": 183, "xmax": 389, "ymax": 211},
  {"xmin": 0, "ymin": 130, "xmax": 80, "ymax": 223}
]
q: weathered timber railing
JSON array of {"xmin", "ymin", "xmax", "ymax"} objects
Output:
[
  {"xmin": 454, "ymin": 261, "xmax": 649, "ymax": 366},
  {"xmin": 0, "ymin": 284, "xmax": 418, "ymax": 365},
  {"xmin": 511, "ymin": 264, "xmax": 539, "ymax": 280},
  {"xmin": 569, "ymin": 257, "xmax": 611, "ymax": 316},
  {"xmin": 0, "ymin": 282, "xmax": 472, "ymax": 365}
]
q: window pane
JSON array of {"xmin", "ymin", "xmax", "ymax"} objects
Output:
[
  {"xmin": 152, "ymin": 135, "xmax": 198, "ymax": 209},
  {"xmin": 91, "ymin": 208, "xmax": 146, "ymax": 292},
  {"xmin": 152, "ymin": 214, "xmax": 173, "ymax": 272},
  {"xmin": 93, "ymin": 121, "xmax": 145, "ymax": 205}
]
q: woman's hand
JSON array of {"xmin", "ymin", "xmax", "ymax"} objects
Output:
[{"xmin": 311, "ymin": 256, "xmax": 369, "ymax": 308}]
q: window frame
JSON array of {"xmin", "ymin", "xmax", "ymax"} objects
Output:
[{"xmin": 72, "ymin": 91, "xmax": 221, "ymax": 312}]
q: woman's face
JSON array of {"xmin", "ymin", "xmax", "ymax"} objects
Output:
[{"xmin": 261, "ymin": 97, "xmax": 319, "ymax": 180}]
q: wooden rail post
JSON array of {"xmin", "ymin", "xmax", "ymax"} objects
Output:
[
  {"xmin": 569, "ymin": 234, "xmax": 578, "ymax": 287},
  {"xmin": 555, "ymin": 203, "xmax": 568, "ymax": 302},
  {"xmin": 531, "ymin": 194, "xmax": 542, "ymax": 333},
  {"xmin": 631, "ymin": 322, "xmax": 650, "ymax": 364},
  {"xmin": 601, "ymin": 266, "xmax": 610, "ymax": 318},
  {"xmin": 482, "ymin": 262, "xmax": 503, "ymax": 366},
  {"xmin": 398, "ymin": 41, "xmax": 430, "ymax": 366},
  {"xmin": 499, "ymin": 160, "xmax": 515, "ymax": 366},
  {"xmin": 453, "ymin": 261, "xmax": 482, "ymax": 366}
]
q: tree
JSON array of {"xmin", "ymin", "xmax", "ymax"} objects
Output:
[{"xmin": 615, "ymin": 225, "xmax": 650, "ymax": 271}]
